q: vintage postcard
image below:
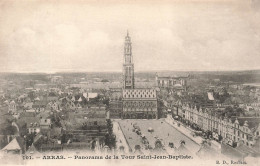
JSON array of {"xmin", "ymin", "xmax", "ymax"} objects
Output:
[{"xmin": 0, "ymin": 0, "xmax": 259, "ymax": 166}]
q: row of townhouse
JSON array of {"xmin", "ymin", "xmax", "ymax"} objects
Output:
[{"xmin": 175, "ymin": 104, "xmax": 260, "ymax": 148}]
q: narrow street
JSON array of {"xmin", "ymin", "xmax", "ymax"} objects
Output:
[{"xmin": 112, "ymin": 120, "xmax": 131, "ymax": 153}]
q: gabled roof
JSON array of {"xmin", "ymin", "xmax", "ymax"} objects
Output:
[
  {"xmin": 33, "ymin": 100, "xmax": 47, "ymax": 107},
  {"xmin": 231, "ymin": 117, "xmax": 260, "ymax": 130},
  {"xmin": 78, "ymin": 97, "xmax": 82, "ymax": 102},
  {"xmin": 40, "ymin": 118, "xmax": 51, "ymax": 125},
  {"xmin": 24, "ymin": 102, "xmax": 33, "ymax": 107},
  {"xmin": 207, "ymin": 92, "xmax": 214, "ymax": 101},
  {"xmin": 17, "ymin": 116, "xmax": 40, "ymax": 128},
  {"xmin": 10, "ymin": 100, "xmax": 16, "ymax": 104},
  {"xmin": 2, "ymin": 137, "xmax": 24, "ymax": 151},
  {"xmin": 50, "ymin": 127, "xmax": 62, "ymax": 137},
  {"xmin": 20, "ymin": 112, "xmax": 36, "ymax": 118},
  {"xmin": 33, "ymin": 134, "xmax": 43, "ymax": 144},
  {"xmin": 36, "ymin": 112, "xmax": 51, "ymax": 119},
  {"xmin": 48, "ymin": 92, "xmax": 57, "ymax": 97},
  {"xmin": 26, "ymin": 144, "xmax": 39, "ymax": 154}
]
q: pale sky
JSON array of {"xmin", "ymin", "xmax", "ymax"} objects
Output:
[{"xmin": 0, "ymin": 0, "xmax": 259, "ymax": 73}]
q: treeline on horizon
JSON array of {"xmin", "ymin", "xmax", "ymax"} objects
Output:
[{"xmin": 0, "ymin": 70, "xmax": 259, "ymax": 84}]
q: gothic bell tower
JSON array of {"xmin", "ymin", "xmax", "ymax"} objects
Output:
[{"xmin": 123, "ymin": 31, "xmax": 134, "ymax": 89}]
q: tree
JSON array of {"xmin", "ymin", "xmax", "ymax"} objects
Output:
[
  {"xmin": 1, "ymin": 125, "xmax": 16, "ymax": 135},
  {"xmin": 102, "ymin": 98, "xmax": 109, "ymax": 106},
  {"xmin": 25, "ymin": 133, "xmax": 35, "ymax": 149},
  {"xmin": 235, "ymin": 107, "xmax": 245, "ymax": 116},
  {"xmin": 101, "ymin": 79, "xmax": 109, "ymax": 83}
]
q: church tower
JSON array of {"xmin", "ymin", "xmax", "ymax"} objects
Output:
[{"xmin": 123, "ymin": 31, "xmax": 134, "ymax": 89}]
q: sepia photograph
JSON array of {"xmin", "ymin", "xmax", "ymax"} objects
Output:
[{"xmin": 0, "ymin": 0, "xmax": 259, "ymax": 165}]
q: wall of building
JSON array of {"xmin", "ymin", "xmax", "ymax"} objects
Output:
[{"xmin": 174, "ymin": 104, "xmax": 259, "ymax": 148}]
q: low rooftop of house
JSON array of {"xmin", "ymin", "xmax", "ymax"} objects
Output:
[{"xmin": 233, "ymin": 117, "xmax": 260, "ymax": 129}]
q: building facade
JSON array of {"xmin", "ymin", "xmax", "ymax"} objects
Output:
[
  {"xmin": 109, "ymin": 88, "xmax": 123, "ymax": 119},
  {"xmin": 122, "ymin": 89, "xmax": 157, "ymax": 119},
  {"xmin": 8, "ymin": 100, "xmax": 17, "ymax": 113},
  {"xmin": 174, "ymin": 104, "xmax": 260, "ymax": 148},
  {"xmin": 155, "ymin": 74, "xmax": 188, "ymax": 90}
]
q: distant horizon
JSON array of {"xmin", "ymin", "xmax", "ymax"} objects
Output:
[{"xmin": 0, "ymin": 68, "xmax": 260, "ymax": 75}]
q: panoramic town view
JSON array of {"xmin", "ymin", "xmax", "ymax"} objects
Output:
[
  {"xmin": 0, "ymin": 0, "xmax": 260, "ymax": 166},
  {"xmin": 0, "ymin": 31, "xmax": 260, "ymax": 165}
]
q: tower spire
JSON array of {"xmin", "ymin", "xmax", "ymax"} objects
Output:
[{"xmin": 123, "ymin": 31, "xmax": 134, "ymax": 89}]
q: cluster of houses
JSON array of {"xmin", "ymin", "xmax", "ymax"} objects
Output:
[
  {"xmin": 159, "ymin": 82, "xmax": 260, "ymax": 158},
  {"xmin": 167, "ymin": 101, "xmax": 260, "ymax": 157},
  {"xmin": 0, "ymin": 86, "xmax": 110, "ymax": 156},
  {"xmin": 4, "ymin": 89, "xmax": 100, "ymax": 114}
]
